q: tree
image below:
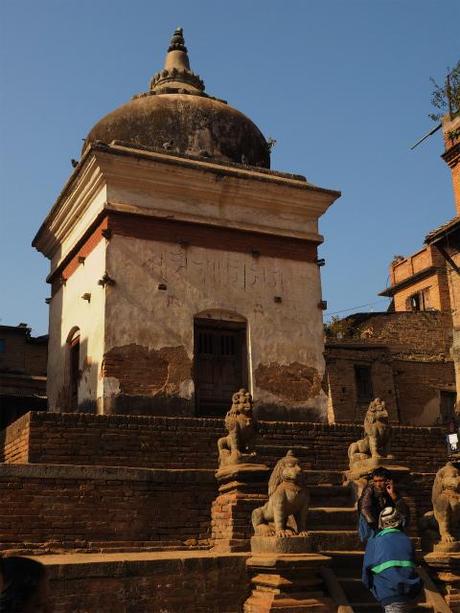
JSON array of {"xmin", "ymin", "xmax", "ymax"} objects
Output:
[{"xmin": 429, "ymin": 60, "xmax": 460, "ymax": 121}]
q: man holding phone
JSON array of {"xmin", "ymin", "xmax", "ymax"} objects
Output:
[{"xmin": 358, "ymin": 467, "xmax": 410, "ymax": 543}]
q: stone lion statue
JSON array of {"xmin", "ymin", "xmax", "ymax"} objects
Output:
[
  {"xmin": 217, "ymin": 388, "xmax": 257, "ymax": 467},
  {"xmin": 348, "ymin": 398, "xmax": 392, "ymax": 467},
  {"xmin": 431, "ymin": 462, "xmax": 460, "ymax": 544},
  {"xmin": 252, "ymin": 450, "xmax": 309, "ymax": 537}
]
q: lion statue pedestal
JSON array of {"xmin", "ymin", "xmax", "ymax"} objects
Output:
[
  {"xmin": 421, "ymin": 462, "xmax": 460, "ymax": 609},
  {"xmin": 424, "ymin": 551, "xmax": 460, "ymax": 611},
  {"xmin": 211, "ymin": 462, "xmax": 270, "ymax": 552},
  {"xmin": 250, "ymin": 534, "xmax": 311, "ymax": 554},
  {"xmin": 244, "ymin": 452, "xmax": 333, "ymax": 612},
  {"xmin": 212, "ymin": 390, "xmax": 270, "ymax": 552}
]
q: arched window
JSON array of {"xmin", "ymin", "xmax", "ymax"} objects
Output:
[{"xmin": 67, "ymin": 328, "xmax": 80, "ymax": 411}]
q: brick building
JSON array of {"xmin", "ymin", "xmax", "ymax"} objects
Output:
[
  {"xmin": 326, "ymin": 111, "xmax": 460, "ymax": 426},
  {"xmin": 379, "ymin": 245, "xmax": 450, "ymax": 314},
  {"xmin": 425, "ymin": 112, "xmax": 460, "ymax": 401},
  {"xmin": 325, "ymin": 311, "xmax": 455, "ymax": 425},
  {"xmin": 0, "ymin": 323, "xmax": 47, "ymax": 429}
]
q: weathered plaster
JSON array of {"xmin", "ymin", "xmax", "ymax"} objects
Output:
[
  {"xmin": 47, "ymin": 240, "xmax": 106, "ymax": 412},
  {"xmin": 102, "ymin": 343, "xmax": 192, "ymax": 396},
  {"xmin": 104, "ymin": 234, "xmax": 326, "ymax": 418},
  {"xmin": 254, "ymin": 362, "xmax": 323, "ymax": 401}
]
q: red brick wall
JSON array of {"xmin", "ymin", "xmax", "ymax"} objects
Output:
[
  {"xmin": 326, "ymin": 346, "xmax": 398, "ymax": 422},
  {"xmin": 347, "ymin": 312, "xmax": 452, "ymax": 356},
  {"xmin": 0, "ymin": 328, "xmax": 47, "ymax": 376},
  {"xmin": 393, "ymin": 359, "xmax": 455, "ymax": 424},
  {"xmin": 46, "ymin": 552, "xmax": 249, "ymax": 613},
  {"xmin": 0, "ymin": 464, "xmax": 215, "ymax": 548},
  {"xmin": 0, "ymin": 412, "xmax": 30, "ymax": 463},
  {"xmin": 325, "ymin": 311, "xmax": 455, "ymax": 425},
  {"xmin": 3, "ymin": 412, "xmax": 447, "ymax": 474}
]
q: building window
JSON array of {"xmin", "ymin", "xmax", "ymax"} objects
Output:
[
  {"xmin": 354, "ymin": 364, "xmax": 373, "ymax": 403},
  {"xmin": 408, "ymin": 288, "xmax": 430, "ymax": 312},
  {"xmin": 0, "ymin": 339, "xmax": 5, "ymax": 353}
]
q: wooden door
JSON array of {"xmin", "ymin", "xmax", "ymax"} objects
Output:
[{"xmin": 194, "ymin": 319, "xmax": 247, "ymax": 416}]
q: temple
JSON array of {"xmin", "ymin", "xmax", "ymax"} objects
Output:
[{"xmin": 33, "ymin": 27, "xmax": 340, "ymax": 422}]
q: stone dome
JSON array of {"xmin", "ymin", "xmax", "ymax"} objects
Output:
[{"xmin": 84, "ymin": 28, "xmax": 270, "ymax": 168}]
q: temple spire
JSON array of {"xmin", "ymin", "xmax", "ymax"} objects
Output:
[
  {"xmin": 168, "ymin": 27, "xmax": 187, "ymax": 53},
  {"xmin": 150, "ymin": 27, "xmax": 205, "ymax": 95}
]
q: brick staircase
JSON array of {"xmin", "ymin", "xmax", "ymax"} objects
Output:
[
  {"xmin": 0, "ymin": 412, "xmax": 452, "ymax": 611},
  {"xmin": 305, "ymin": 470, "xmax": 437, "ymax": 612}
]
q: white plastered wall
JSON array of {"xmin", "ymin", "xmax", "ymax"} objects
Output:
[
  {"xmin": 47, "ymin": 239, "xmax": 107, "ymax": 412},
  {"xmin": 104, "ymin": 234, "xmax": 326, "ymax": 416}
]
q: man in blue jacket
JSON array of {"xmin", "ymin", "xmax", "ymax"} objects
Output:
[{"xmin": 362, "ymin": 506, "xmax": 422, "ymax": 612}]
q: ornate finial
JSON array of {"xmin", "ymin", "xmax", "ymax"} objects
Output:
[
  {"xmin": 168, "ymin": 27, "xmax": 187, "ymax": 53},
  {"xmin": 149, "ymin": 27, "xmax": 205, "ymax": 95}
]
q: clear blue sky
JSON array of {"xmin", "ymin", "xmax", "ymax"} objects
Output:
[{"xmin": 0, "ymin": 0, "xmax": 458, "ymax": 335}]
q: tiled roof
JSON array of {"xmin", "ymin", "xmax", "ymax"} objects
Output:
[{"xmin": 425, "ymin": 216, "xmax": 460, "ymax": 243}]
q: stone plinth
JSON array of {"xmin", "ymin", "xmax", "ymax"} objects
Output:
[
  {"xmin": 424, "ymin": 551, "xmax": 460, "ymax": 611},
  {"xmin": 345, "ymin": 458, "xmax": 410, "ymax": 482},
  {"xmin": 434, "ymin": 541, "xmax": 460, "ymax": 554},
  {"xmin": 211, "ymin": 463, "xmax": 269, "ymax": 552},
  {"xmin": 251, "ymin": 535, "xmax": 311, "ymax": 554},
  {"xmin": 244, "ymin": 552, "xmax": 333, "ymax": 612}
]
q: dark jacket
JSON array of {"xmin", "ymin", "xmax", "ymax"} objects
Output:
[
  {"xmin": 359, "ymin": 484, "xmax": 410, "ymax": 529},
  {"xmin": 362, "ymin": 528, "xmax": 422, "ymax": 606}
]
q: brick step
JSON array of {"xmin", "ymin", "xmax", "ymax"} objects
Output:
[
  {"xmin": 309, "ymin": 484, "xmax": 354, "ymax": 507},
  {"xmin": 87, "ymin": 540, "xmax": 184, "ymax": 548},
  {"xmin": 322, "ymin": 550, "xmax": 364, "ymax": 572},
  {"xmin": 0, "ymin": 540, "xmax": 208, "ymax": 555},
  {"xmin": 323, "ymin": 536, "xmax": 422, "ymax": 565},
  {"xmin": 308, "ymin": 506, "xmax": 356, "ymax": 529},
  {"xmin": 352, "ymin": 604, "xmax": 433, "ymax": 612},
  {"xmin": 92, "ymin": 545, "xmax": 208, "ymax": 553},
  {"xmin": 309, "ymin": 531, "xmax": 362, "ymax": 552},
  {"xmin": 303, "ymin": 470, "xmax": 347, "ymax": 486},
  {"xmin": 244, "ymin": 590, "xmax": 334, "ymax": 612},
  {"xmin": 338, "ymin": 576, "xmax": 378, "ymax": 604}
]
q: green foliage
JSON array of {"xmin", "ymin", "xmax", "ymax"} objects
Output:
[
  {"xmin": 324, "ymin": 316, "xmax": 356, "ymax": 339},
  {"xmin": 266, "ymin": 137, "xmax": 277, "ymax": 152},
  {"xmin": 429, "ymin": 60, "xmax": 460, "ymax": 121}
]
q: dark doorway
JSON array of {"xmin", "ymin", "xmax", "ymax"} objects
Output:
[
  {"xmin": 354, "ymin": 364, "xmax": 373, "ymax": 403},
  {"xmin": 440, "ymin": 390, "xmax": 457, "ymax": 424},
  {"xmin": 194, "ymin": 318, "xmax": 247, "ymax": 416}
]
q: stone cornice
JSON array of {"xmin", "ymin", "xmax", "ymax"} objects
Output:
[
  {"xmin": 33, "ymin": 142, "xmax": 340, "ymax": 263},
  {"xmin": 32, "ymin": 153, "xmax": 106, "ymax": 259},
  {"xmin": 99, "ymin": 145, "xmax": 338, "ymax": 241},
  {"xmin": 103, "ymin": 140, "xmax": 340, "ymax": 196}
]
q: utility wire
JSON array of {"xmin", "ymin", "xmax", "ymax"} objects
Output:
[{"xmin": 326, "ymin": 299, "xmax": 388, "ymax": 317}]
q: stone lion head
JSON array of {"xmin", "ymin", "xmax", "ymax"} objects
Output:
[
  {"xmin": 231, "ymin": 388, "xmax": 253, "ymax": 414},
  {"xmin": 365, "ymin": 397, "xmax": 388, "ymax": 425},
  {"xmin": 268, "ymin": 450, "xmax": 302, "ymax": 496},
  {"xmin": 434, "ymin": 462, "xmax": 460, "ymax": 497},
  {"xmin": 224, "ymin": 388, "xmax": 255, "ymax": 432}
]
